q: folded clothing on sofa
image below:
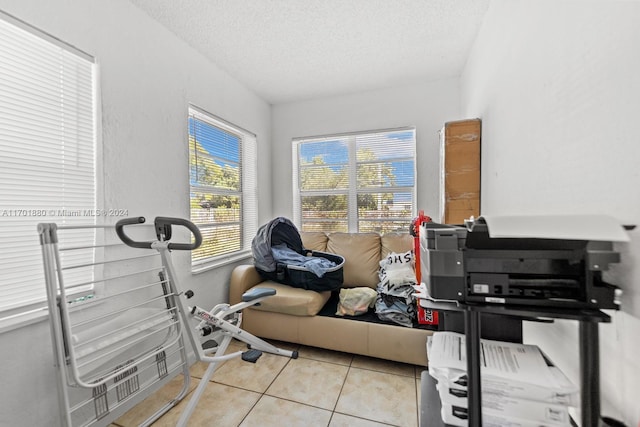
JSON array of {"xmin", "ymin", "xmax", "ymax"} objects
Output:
[{"xmin": 375, "ymin": 250, "xmax": 417, "ymax": 327}]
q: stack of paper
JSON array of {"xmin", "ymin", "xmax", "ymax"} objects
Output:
[{"xmin": 427, "ymin": 332, "xmax": 578, "ymax": 427}]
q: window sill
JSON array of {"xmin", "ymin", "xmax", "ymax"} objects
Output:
[
  {"xmin": 0, "ymin": 294, "xmax": 102, "ymax": 335},
  {"xmin": 192, "ymin": 250, "xmax": 253, "ymax": 275},
  {"xmin": 0, "ymin": 305, "xmax": 50, "ymax": 334}
]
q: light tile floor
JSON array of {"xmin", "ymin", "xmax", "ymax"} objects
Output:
[{"xmin": 113, "ymin": 339, "xmax": 425, "ymax": 427}]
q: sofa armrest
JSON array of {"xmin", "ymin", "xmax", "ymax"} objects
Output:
[{"xmin": 229, "ymin": 265, "xmax": 264, "ymax": 304}]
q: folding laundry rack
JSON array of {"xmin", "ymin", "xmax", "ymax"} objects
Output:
[
  {"xmin": 40, "ymin": 219, "xmax": 191, "ymax": 426},
  {"xmin": 40, "ymin": 216, "xmax": 296, "ymax": 427}
]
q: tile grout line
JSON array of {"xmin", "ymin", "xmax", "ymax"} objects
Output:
[
  {"xmin": 415, "ymin": 374, "xmax": 420, "ymax": 427},
  {"xmin": 348, "ymin": 364, "xmax": 417, "ymax": 378},
  {"xmin": 327, "ymin": 354, "xmax": 409, "ymax": 427},
  {"xmin": 236, "ymin": 344, "xmax": 297, "ymax": 426},
  {"xmin": 327, "ymin": 355, "xmax": 354, "ymax": 426},
  {"xmin": 259, "ymin": 348, "xmax": 353, "ymax": 426}
]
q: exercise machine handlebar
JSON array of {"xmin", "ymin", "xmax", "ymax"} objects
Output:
[{"xmin": 116, "ymin": 216, "xmax": 202, "ymax": 250}]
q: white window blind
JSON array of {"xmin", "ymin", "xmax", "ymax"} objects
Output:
[
  {"xmin": 188, "ymin": 106, "xmax": 257, "ymax": 269},
  {"xmin": 293, "ymin": 127, "xmax": 416, "ymax": 233},
  {"xmin": 0, "ymin": 12, "xmax": 97, "ymax": 317}
]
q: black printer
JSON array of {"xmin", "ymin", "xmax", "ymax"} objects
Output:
[{"xmin": 419, "ymin": 216, "xmax": 625, "ymax": 309}]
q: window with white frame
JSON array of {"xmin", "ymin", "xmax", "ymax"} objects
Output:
[
  {"xmin": 0, "ymin": 12, "xmax": 97, "ymax": 319},
  {"xmin": 293, "ymin": 127, "xmax": 416, "ymax": 233},
  {"xmin": 188, "ymin": 106, "xmax": 257, "ymax": 269}
]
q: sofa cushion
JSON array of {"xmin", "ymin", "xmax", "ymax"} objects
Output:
[
  {"xmin": 247, "ymin": 282, "xmax": 331, "ymax": 316},
  {"xmin": 381, "ymin": 232, "xmax": 414, "ymax": 259},
  {"xmin": 300, "ymin": 232, "xmax": 328, "ymax": 252},
  {"xmin": 326, "ymin": 232, "xmax": 381, "ymax": 288}
]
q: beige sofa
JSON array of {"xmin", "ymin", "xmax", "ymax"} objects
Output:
[{"xmin": 229, "ymin": 231, "xmax": 435, "ymax": 366}]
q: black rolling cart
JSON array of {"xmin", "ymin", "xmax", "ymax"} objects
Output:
[{"xmin": 419, "ymin": 299, "xmax": 611, "ymax": 427}]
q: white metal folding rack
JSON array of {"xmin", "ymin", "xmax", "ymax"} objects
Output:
[
  {"xmin": 114, "ymin": 217, "xmax": 298, "ymax": 426},
  {"xmin": 42, "ymin": 216, "xmax": 298, "ymax": 426},
  {"xmin": 39, "ymin": 221, "xmax": 191, "ymax": 427}
]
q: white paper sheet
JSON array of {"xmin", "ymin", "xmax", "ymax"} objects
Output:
[
  {"xmin": 437, "ymin": 382, "xmax": 572, "ymax": 426},
  {"xmin": 427, "ymin": 332, "xmax": 558, "ymax": 388},
  {"xmin": 429, "ymin": 365, "xmax": 578, "ymax": 405},
  {"xmin": 439, "ymin": 400, "xmax": 571, "ymax": 427},
  {"xmin": 478, "ymin": 214, "xmax": 629, "ymax": 242}
]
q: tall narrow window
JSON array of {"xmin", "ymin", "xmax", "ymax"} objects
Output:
[
  {"xmin": 0, "ymin": 12, "xmax": 96, "ymax": 318},
  {"xmin": 188, "ymin": 106, "xmax": 257, "ymax": 269},
  {"xmin": 293, "ymin": 127, "xmax": 416, "ymax": 233}
]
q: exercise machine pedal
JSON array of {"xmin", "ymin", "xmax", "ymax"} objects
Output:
[
  {"xmin": 202, "ymin": 340, "xmax": 218, "ymax": 350},
  {"xmin": 241, "ymin": 349, "xmax": 262, "ymax": 363}
]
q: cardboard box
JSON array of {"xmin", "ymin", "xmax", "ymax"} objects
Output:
[{"xmin": 440, "ymin": 118, "xmax": 481, "ymax": 224}]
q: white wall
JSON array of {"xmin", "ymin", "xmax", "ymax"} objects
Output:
[
  {"xmin": 461, "ymin": 0, "xmax": 640, "ymax": 424},
  {"xmin": 271, "ymin": 79, "xmax": 462, "ymax": 223},
  {"xmin": 0, "ymin": 0, "xmax": 272, "ymax": 425}
]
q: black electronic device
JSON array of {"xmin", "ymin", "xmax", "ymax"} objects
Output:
[{"xmin": 419, "ymin": 216, "xmax": 624, "ymax": 309}]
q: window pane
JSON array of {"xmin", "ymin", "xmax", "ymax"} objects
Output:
[
  {"xmin": 189, "ymin": 107, "xmax": 257, "ymax": 266},
  {"xmin": 300, "ymin": 164, "xmax": 348, "ymax": 190},
  {"xmin": 299, "ymin": 139, "xmax": 348, "ymax": 166},
  {"xmin": 358, "ymin": 220, "xmax": 410, "ymax": 234},
  {"xmin": 301, "ymin": 194, "xmax": 348, "ymax": 233},
  {"xmin": 357, "ymin": 160, "xmax": 414, "ymax": 188},
  {"xmin": 301, "ymin": 221, "xmax": 348, "ymax": 233},
  {"xmin": 190, "ymin": 193, "xmax": 241, "ymax": 223},
  {"xmin": 356, "ymin": 130, "xmax": 415, "ymax": 161},
  {"xmin": 188, "ymin": 115, "xmax": 243, "ymax": 259},
  {"xmin": 192, "ymin": 224, "xmax": 241, "ymax": 262},
  {"xmin": 357, "ymin": 162, "xmax": 393, "ymax": 188},
  {"xmin": 295, "ymin": 128, "xmax": 415, "ymax": 234},
  {"xmin": 299, "ymin": 139, "xmax": 349, "ymax": 191},
  {"xmin": 358, "ymin": 191, "xmax": 413, "ymax": 222},
  {"xmin": 189, "ymin": 136, "xmax": 240, "ymax": 191},
  {"xmin": 0, "ymin": 15, "xmax": 96, "ymax": 314},
  {"xmin": 301, "ymin": 195, "xmax": 347, "ymax": 219},
  {"xmin": 190, "ymin": 118, "xmax": 240, "ymax": 162}
]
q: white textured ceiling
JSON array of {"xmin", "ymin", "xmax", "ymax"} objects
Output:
[{"xmin": 129, "ymin": 0, "xmax": 490, "ymax": 105}]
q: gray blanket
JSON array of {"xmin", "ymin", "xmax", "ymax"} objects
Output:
[{"xmin": 271, "ymin": 244, "xmax": 337, "ymax": 278}]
